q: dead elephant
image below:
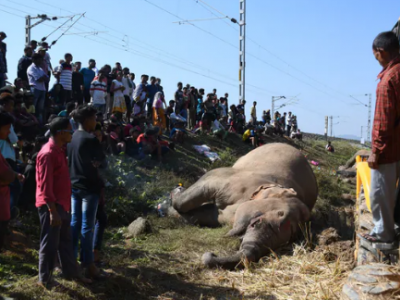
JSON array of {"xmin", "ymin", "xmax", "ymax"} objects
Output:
[{"xmin": 170, "ymin": 143, "xmax": 318, "ymax": 269}]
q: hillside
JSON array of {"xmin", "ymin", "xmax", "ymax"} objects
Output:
[{"xmin": 0, "ymin": 133, "xmax": 360, "ymax": 300}]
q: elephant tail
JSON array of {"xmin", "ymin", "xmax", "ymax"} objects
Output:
[{"xmin": 202, "ymin": 250, "xmax": 255, "ymax": 270}]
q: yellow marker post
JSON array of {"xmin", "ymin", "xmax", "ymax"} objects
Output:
[{"xmin": 356, "ymin": 155, "xmax": 371, "ymax": 212}]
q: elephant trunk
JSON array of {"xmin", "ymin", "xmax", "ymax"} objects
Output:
[{"xmin": 202, "ymin": 247, "xmax": 257, "ymax": 270}]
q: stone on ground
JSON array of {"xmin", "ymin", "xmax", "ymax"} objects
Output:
[{"xmin": 125, "ymin": 217, "xmax": 153, "ymax": 238}]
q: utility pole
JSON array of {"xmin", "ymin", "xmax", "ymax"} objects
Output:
[
  {"xmin": 329, "ymin": 116, "xmax": 340, "ymax": 138},
  {"xmin": 271, "ymin": 96, "xmax": 286, "ymax": 121},
  {"xmin": 324, "ymin": 116, "xmax": 329, "ymax": 140},
  {"xmin": 366, "ymin": 93, "xmax": 372, "ymax": 142},
  {"xmin": 350, "ymin": 93, "xmax": 372, "ymax": 142},
  {"xmin": 361, "ymin": 126, "xmax": 363, "ymax": 140},
  {"xmin": 239, "ymin": 0, "xmax": 246, "ymax": 105},
  {"xmin": 25, "ymin": 14, "xmax": 55, "ymax": 45},
  {"xmin": 25, "ymin": 14, "xmax": 79, "ymax": 46},
  {"xmin": 25, "ymin": 15, "xmax": 31, "ymax": 46}
]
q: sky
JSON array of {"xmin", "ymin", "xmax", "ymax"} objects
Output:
[{"xmin": 1, "ymin": 0, "xmax": 399, "ymax": 138}]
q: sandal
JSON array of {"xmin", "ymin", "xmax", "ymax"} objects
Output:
[{"xmin": 358, "ymin": 233, "xmax": 398, "ymax": 250}]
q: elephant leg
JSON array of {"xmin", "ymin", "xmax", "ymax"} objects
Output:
[
  {"xmin": 172, "ymin": 168, "xmax": 235, "ymax": 213},
  {"xmin": 180, "ymin": 204, "xmax": 220, "ymax": 227}
]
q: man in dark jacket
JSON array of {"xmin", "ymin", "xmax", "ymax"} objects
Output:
[{"xmin": 17, "ymin": 46, "xmax": 33, "ymax": 89}]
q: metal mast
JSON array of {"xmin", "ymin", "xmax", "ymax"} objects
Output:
[
  {"xmin": 366, "ymin": 93, "xmax": 372, "ymax": 142},
  {"xmin": 239, "ymin": 0, "xmax": 246, "ymax": 104},
  {"xmin": 25, "ymin": 15, "xmax": 31, "ymax": 46}
]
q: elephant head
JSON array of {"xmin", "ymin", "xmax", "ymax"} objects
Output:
[{"xmin": 202, "ymin": 187, "xmax": 311, "ymax": 269}]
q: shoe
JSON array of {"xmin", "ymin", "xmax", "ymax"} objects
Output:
[
  {"xmin": 93, "ymin": 249, "xmax": 101, "ymax": 263},
  {"xmin": 10, "ymin": 207, "xmax": 20, "ymax": 220},
  {"xmin": 84, "ymin": 263, "xmax": 100, "ymax": 279}
]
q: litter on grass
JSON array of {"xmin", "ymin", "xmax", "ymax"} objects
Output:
[{"xmin": 193, "ymin": 145, "xmax": 220, "ymax": 162}]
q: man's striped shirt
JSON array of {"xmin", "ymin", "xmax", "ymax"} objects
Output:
[{"xmin": 59, "ymin": 62, "xmax": 73, "ymax": 91}]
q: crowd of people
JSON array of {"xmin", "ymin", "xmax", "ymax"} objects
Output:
[{"xmin": 0, "ymin": 30, "xmax": 306, "ymax": 287}]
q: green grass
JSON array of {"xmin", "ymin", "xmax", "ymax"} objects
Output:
[{"xmin": 1, "ymin": 134, "xmax": 359, "ymax": 300}]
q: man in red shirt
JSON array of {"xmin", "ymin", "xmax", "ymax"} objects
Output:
[
  {"xmin": 0, "ymin": 112, "xmax": 23, "ymax": 250},
  {"xmin": 362, "ymin": 31, "xmax": 400, "ymax": 245},
  {"xmin": 36, "ymin": 117, "xmax": 89, "ymax": 287}
]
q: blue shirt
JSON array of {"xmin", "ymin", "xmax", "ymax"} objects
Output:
[
  {"xmin": 80, "ymin": 67, "xmax": 96, "ymax": 91},
  {"xmin": 27, "ymin": 63, "xmax": 47, "ymax": 91},
  {"xmin": 0, "ymin": 125, "xmax": 18, "ymax": 161},
  {"xmin": 146, "ymin": 84, "xmax": 159, "ymax": 104}
]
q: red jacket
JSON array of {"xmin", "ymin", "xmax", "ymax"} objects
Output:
[{"xmin": 372, "ymin": 56, "xmax": 400, "ymax": 164}]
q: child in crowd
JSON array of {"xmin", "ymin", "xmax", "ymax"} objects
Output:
[
  {"xmin": 13, "ymin": 99, "xmax": 39, "ymax": 141},
  {"xmin": 125, "ymin": 126, "xmax": 142, "ymax": 158},
  {"xmin": 137, "ymin": 127, "xmax": 169, "ymax": 161},
  {"xmin": 96, "ymin": 111, "xmax": 104, "ymax": 128},
  {"xmin": 58, "ymin": 102, "xmax": 76, "ymax": 118},
  {"xmin": 211, "ymin": 119, "xmax": 228, "ymax": 140},
  {"xmin": 170, "ymin": 121, "xmax": 186, "ymax": 144},
  {"xmin": 108, "ymin": 124, "xmax": 126, "ymax": 155},
  {"xmin": 165, "ymin": 100, "xmax": 175, "ymax": 132},
  {"xmin": 49, "ymin": 83, "xmax": 64, "ymax": 114},
  {"xmin": 242, "ymin": 125, "xmax": 259, "ymax": 149},
  {"xmin": 22, "ymin": 91, "xmax": 35, "ymax": 115}
]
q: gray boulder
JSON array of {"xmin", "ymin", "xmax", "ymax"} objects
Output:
[{"xmin": 125, "ymin": 217, "xmax": 153, "ymax": 238}]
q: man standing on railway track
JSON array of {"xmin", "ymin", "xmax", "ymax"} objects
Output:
[{"xmin": 362, "ymin": 31, "xmax": 400, "ymax": 245}]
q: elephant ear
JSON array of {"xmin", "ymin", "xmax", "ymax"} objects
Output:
[{"xmin": 251, "ymin": 184, "xmax": 298, "ymax": 201}]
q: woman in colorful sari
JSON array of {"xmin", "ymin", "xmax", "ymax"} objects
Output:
[
  {"xmin": 110, "ymin": 72, "xmax": 127, "ymax": 120},
  {"xmin": 152, "ymin": 91, "xmax": 166, "ymax": 134}
]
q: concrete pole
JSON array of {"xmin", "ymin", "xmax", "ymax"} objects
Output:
[
  {"xmin": 361, "ymin": 126, "xmax": 363, "ymax": 140},
  {"xmin": 271, "ymin": 96, "xmax": 275, "ymax": 121},
  {"xmin": 239, "ymin": 0, "xmax": 246, "ymax": 105},
  {"xmin": 367, "ymin": 93, "xmax": 372, "ymax": 142},
  {"xmin": 324, "ymin": 116, "xmax": 328, "ymax": 140},
  {"xmin": 25, "ymin": 15, "xmax": 31, "ymax": 46}
]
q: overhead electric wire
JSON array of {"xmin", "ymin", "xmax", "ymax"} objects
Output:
[
  {"xmin": 0, "ymin": 8, "xmax": 24, "ymax": 18},
  {"xmin": 144, "ymin": 0, "xmax": 360, "ymax": 106},
  {"xmin": 42, "ymin": 15, "xmax": 76, "ymax": 41},
  {"xmin": 51, "ymin": 13, "xmax": 85, "ymax": 45},
  {"xmin": 2, "ymin": 3, "xmax": 31, "ymax": 15},
  {"xmin": 14, "ymin": 0, "xmax": 275, "ymax": 95},
  {"xmin": 192, "ymin": 0, "xmax": 363, "ymax": 106}
]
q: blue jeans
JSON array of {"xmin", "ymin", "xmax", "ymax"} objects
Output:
[
  {"xmin": 180, "ymin": 109, "xmax": 188, "ymax": 120},
  {"xmin": 71, "ymin": 189, "xmax": 99, "ymax": 266},
  {"xmin": 31, "ymin": 87, "xmax": 46, "ymax": 124},
  {"xmin": 93, "ymin": 104, "xmax": 106, "ymax": 115},
  {"xmin": 93, "ymin": 205, "xmax": 107, "ymax": 250}
]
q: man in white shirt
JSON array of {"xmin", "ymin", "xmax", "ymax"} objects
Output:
[
  {"xmin": 286, "ymin": 111, "xmax": 293, "ymax": 136},
  {"xmin": 27, "ymin": 53, "xmax": 48, "ymax": 124},
  {"xmin": 122, "ymin": 67, "xmax": 134, "ymax": 121}
]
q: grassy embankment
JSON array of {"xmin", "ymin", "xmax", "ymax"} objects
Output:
[{"xmin": 0, "ymin": 134, "xmax": 360, "ymax": 300}]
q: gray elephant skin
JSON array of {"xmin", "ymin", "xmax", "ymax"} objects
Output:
[{"xmin": 170, "ymin": 143, "xmax": 318, "ymax": 269}]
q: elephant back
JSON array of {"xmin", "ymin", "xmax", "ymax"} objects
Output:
[{"xmin": 233, "ymin": 143, "xmax": 317, "ymax": 210}]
